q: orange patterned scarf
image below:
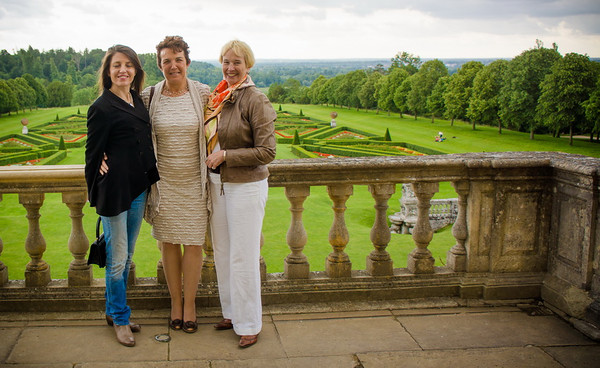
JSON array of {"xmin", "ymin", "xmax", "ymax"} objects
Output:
[{"xmin": 204, "ymin": 75, "xmax": 249, "ymax": 154}]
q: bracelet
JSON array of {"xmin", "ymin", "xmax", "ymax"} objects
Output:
[{"xmin": 223, "ymin": 150, "xmax": 226, "ymax": 161}]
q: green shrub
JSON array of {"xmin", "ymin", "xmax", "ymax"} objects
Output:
[
  {"xmin": 58, "ymin": 136, "xmax": 66, "ymax": 150},
  {"xmin": 292, "ymin": 130, "xmax": 301, "ymax": 145},
  {"xmin": 37, "ymin": 150, "xmax": 67, "ymax": 165}
]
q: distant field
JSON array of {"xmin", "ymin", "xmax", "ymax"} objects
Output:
[{"xmin": 1, "ymin": 104, "xmax": 598, "ymax": 281}]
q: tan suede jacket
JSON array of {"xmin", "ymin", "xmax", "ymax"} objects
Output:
[{"xmin": 218, "ymin": 85, "xmax": 277, "ymax": 183}]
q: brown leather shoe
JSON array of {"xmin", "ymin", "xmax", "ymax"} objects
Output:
[
  {"xmin": 114, "ymin": 324, "xmax": 135, "ymax": 347},
  {"xmin": 106, "ymin": 315, "xmax": 141, "ymax": 333},
  {"xmin": 239, "ymin": 334, "xmax": 258, "ymax": 348},
  {"xmin": 214, "ymin": 318, "xmax": 233, "ymax": 330}
]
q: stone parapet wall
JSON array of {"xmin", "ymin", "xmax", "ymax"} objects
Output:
[{"xmin": 0, "ymin": 152, "xmax": 598, "ymax": 336}]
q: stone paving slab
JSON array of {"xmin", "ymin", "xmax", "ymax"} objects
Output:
[
  {"xmin": 0, "ymin": 328, "xmax": 21, "ymax": 362},
  {"xmin": 397, "ymin": 311, "xmax": 595, "ymax": 350},
  {"xmin": 275, "ymin": 316, "xmax": 420, "ymax": 357},
  {"xmin": 271, "ymin": 309, "xmax": 392, "ymax": 321},
  {"xmin": 0, "ymin": 364, "xmax": 73, "ymax": 368},
  {"xmin": 76, "ymin": 362, "xmax": 209, "ymax": 368},
  {"xmin": 357, "ymin": 347, "xmax": 564, "ymax": 368},
  {"xmin": 211, "ymin": 355, "xmax": 358, "ymax": 368},
  {"xmin": 167, "ymin": 321, "xmax": 287, "ymax": 361},
  {"xmin": 6, "ymin": 325, "xmax": 167, "ymax": 364},
  {"xmin": 542, "ymin": 345, "xmax": 600, "ymax": 368}
]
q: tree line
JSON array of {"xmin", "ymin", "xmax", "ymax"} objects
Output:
[
  {"xmin": 0, "ymin": 46, "xmax": 385, "ymax": 116},
  {"xmin": 0, "ymin": 46, "xmax": 225, "ymax": 115},
  {"xmin": 268, "ymin": 41, "xmax": 600, "ymax": 144}
]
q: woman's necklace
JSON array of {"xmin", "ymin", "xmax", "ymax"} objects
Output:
[
  {"xmin": 110, "ymin": 88, "xmax": 134, "ymax": 107},
  {"xmin": 163, "ymin": 84, "xmax": 189, "ymax": 97},
  {"xmin": 125, "ymin": 93, "xmax": 134, "ymax": 107}
]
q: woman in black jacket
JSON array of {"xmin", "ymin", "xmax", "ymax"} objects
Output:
[{"xmin": 85, "ymin": 44, "xmax": 159, "ymax": 347}]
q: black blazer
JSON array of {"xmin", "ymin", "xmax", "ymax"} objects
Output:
[{"xmin": 85, "ymin": 89, "xmax": 159, "ymax": 216}]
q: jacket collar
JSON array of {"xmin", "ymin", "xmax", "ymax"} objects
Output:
[{"xmin": 102, "ymin": 88, "xmax": 149, "ymax": 122}]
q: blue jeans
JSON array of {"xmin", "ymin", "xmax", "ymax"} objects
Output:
[{"xmin": 101, "ymin": 191, "xmax": 147, "ymax": 326}]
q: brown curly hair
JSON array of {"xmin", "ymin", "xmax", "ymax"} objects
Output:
[{"xmin": 156, "ymin": 36, "xmax": 191, "ymax": 68}]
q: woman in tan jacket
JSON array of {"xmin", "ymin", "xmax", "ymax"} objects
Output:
[{"xmin": 204, "ymin": 40, "xmax": 276, "ymax": 348}]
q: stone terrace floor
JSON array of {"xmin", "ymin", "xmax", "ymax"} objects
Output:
[{"xmin": 1, "ymin": 298, "xmax": 599, "ymax": 368}]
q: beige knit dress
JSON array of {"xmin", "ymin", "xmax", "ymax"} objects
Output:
[{"xmin": 150, "ymin": 92, "xmax": 208, "ymax": 245}]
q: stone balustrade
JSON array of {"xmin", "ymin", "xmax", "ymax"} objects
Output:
[{"xmin": 0, "ymin": 153, "xmax": 599, "ymax": 337}]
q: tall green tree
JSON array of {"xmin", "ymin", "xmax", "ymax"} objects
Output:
[
  {"xmin": 393, "ymin": 76, "xmax": 414, "ymax": 118},
  {"xmin": 583, "ymin": 77, "xmax": 600, "ymax": 141},
  {"xmin": 536, "ymin": 53, "xmax": 599, "ymax": 145},
  {"xmin": 46, "ymin": 80, "xmax": 73, "ymax": 107},
  {"xmin": 390, "ymin": 51, "xmax": 422, "ymax": 75},
  {"xmin": 22, "ymin": 73, "xmax": 48, "ymax": 107},
  {"xmin": 499, "ymin": 43, "xmax": 561, "ymax": 139},
  {"xmin": 267, "ymin": 83, "xmax": 286, "ymax": 103},
  {"xmin": 7, "ymin": 77, "xmax": 37, "ymax": 112},
  {"xmin": 467, "ymin": 59, "xmax": 509, "ymax": 133},
  {"xmin": 337, "ymin": 70, "xmax": 367, "ymax": 110},
  {"xmin": 443, "ymin": 61, "xmax": 484, "ymax": 126},
  {"xmin": 426, "ymin": 76, "xmax": 449, "ymax": 123},
  {"xmin": 406, "ymin": 59, "xmax": 448, "ymax": 119},
  {"xmin": 0, "ymin": 80, "xmax": 18, "ymax": 115},
  {"xmin": 308, "ymin": 75, "xmax": 327, "ymax": 104},
  {"xmin": 357, "ymin": 71, "xmax": 382, "ymax": 111},
  {"xmin": 376, "ymin": 68, "xmax": 409, "ymax": 116}
]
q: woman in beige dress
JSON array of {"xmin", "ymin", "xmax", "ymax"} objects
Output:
[{"xmin": 141, "ymin": 36, "xmax": 209, "ymax": 333}]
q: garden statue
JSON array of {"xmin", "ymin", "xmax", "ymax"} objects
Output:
[
  {"xmin": 330, "ymin": 111, "xmax": 337, "ymax": 128},
  {"xmin": 21, "ymin": 118, "xmax": 29, "ymax": 135}
]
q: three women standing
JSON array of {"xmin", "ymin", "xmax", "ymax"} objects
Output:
[
  {"xmin": 205, "ymin": 40, "xmax": 277, "ymax": 348},
  {"xmin": 85, "ymin": 45, "xmax": 160, "ymax": 347}
]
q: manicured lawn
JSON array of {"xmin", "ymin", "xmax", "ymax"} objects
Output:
[{"xmin": 1, "ymin": 104, "xmax": 598, "ymax": 281}]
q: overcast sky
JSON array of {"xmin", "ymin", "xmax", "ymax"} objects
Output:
[{"xmin": 1, "ymin": 0, "xmax": 599, "ymax": 61}]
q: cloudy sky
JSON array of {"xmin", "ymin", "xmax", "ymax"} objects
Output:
[{"xmin": 0, "ymin": 0, "xmax": 599, "ymax": 61}]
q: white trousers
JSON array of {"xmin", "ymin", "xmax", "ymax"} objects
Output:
[{"xmin": 209, "ymin": 173, "xmax": 267, "ymax": 336}]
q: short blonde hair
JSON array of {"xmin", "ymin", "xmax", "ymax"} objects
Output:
[{"xmin": 219, "ymin": 40, "xmax": 255, "ymax": 68}]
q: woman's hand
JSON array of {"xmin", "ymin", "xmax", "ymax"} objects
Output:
[
  {"xmin": 99, "ymin": 153, "xmax": 109, "ymax": 175},
  {"xmin": 206, "ymin": 150, "xmax": 226, "ymax": 170}
]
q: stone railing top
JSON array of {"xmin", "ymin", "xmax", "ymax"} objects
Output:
[{"xmin": 0, "ymin": 152, "xmax": 598, "ymax": 193}]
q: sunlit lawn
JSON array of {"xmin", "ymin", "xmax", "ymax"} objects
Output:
[{"xmin": 1, "ymin": 104, "xmax": 598, "ymax": 281}]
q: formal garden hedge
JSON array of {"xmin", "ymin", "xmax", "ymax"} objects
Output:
[
  {"xmin": 275, "ymin": 110, "xmax": 443, "ymax": 158},
  {"xmin": 0, "ymin": 114, "xmax": 86, "ymax": 165},
  {"xmin": 0, "ymin": 110, "xmax": 443, "ymax": 166}
]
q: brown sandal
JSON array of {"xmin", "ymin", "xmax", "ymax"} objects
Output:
[
  {"xmin": 214, "ymin": 318, "xmax": 233, "ymax": 330},
  {"xmin": 239, "ymin": 334, "xmax": 259, "ymax": 348}
]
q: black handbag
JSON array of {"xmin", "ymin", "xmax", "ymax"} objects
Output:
[{"xmin": 87, "ymin": 217, "xmax": 106, "ymax": 268}]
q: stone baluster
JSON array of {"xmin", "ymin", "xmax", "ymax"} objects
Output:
[
  {"xmin": 62, "ymin": 191, "xmax": 92, "ymax": 286},
  {"xmin": 366, "ymin": 183, "xmax": 395, "ymax": 276},
  {"xmin": 326, "ymin": 184, "xmax": 353, "ymax": 278},
  {"xmin": 260, "ymin": 232, "xmax": 266, "ymax": 282},
  {"xmin": 156, "ymin": 241, "xmax": 166, "ymax": 284},
  {"xmin": 0, "ymin": 194, "xmax": 7, "ymax": 286},
  {"xmin": 19, "ymin": 193, "xmax": 51, "ymax": 287},
  {"xmin": 128, "ymin": 261, "xmax": 136, "ymax": 286},
  {"xmin": 284, "ymin": 185, "xmax": 310, "ymax": 279},
  {"xmin": 201, "ymin": 230, "xmax": 217, "ymax": 283},
  {"xmin": 447, "ymin": 181, "xmax": 469, "ymax": 272},
  {"xmin": 407, "ymin": 182, "xmax": 438, "ymax": 274}
]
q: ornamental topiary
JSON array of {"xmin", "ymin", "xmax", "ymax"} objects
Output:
[
  {"xmin": 58, "ymin": 136, "xmax": 66, "ymax": 150},
  {"xmin": 292, "ymin": 130, "xmax": 301, "ymax": 145}
]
